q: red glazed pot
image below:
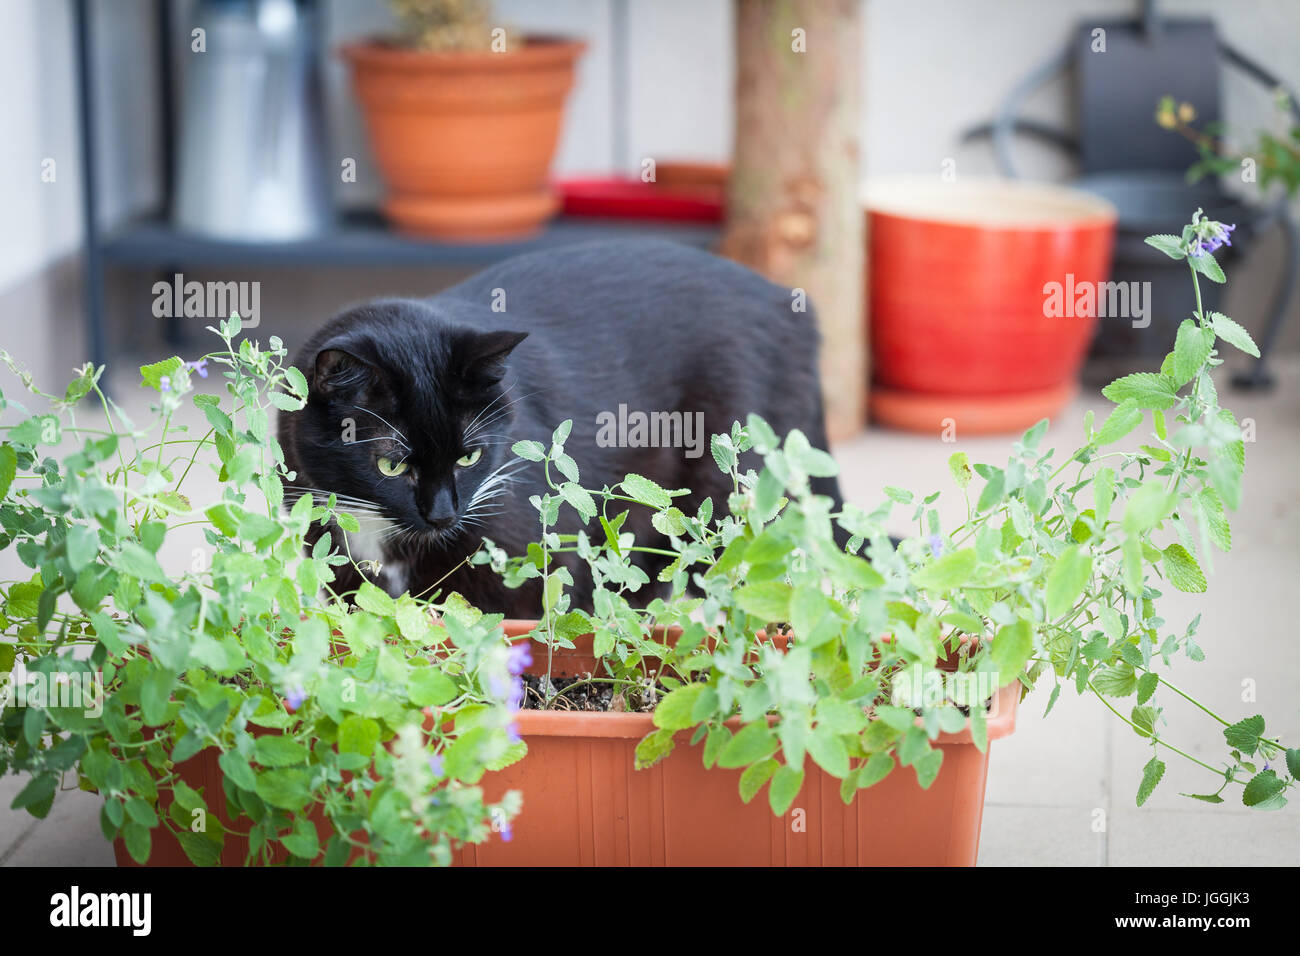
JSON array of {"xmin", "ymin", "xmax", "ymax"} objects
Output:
[{"xmin": 865, "ymin": 177, "xmax": 1117, "ymax": 434}]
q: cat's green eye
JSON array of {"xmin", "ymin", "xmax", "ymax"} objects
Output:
[
  {"xmin": 377, "ymin": 457, "xmax": 409, "ymax": 477},
  {"xmin": 457, "ymin": 448, "xmax": 482, "ymax": 468}
]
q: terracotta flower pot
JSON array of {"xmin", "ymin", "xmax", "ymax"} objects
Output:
[
  {"xmin": 113, "ymin": 619, "xmax": 1017, "ymax": 867},
  {"xmin": 455, "ymin": 621, "xmax": 1018, "ymax": 867},
  {"xmin": 865, "ymin": 176, "xmax": 1117, "ymax": 434},
  {"xmin": 340, "ymin": 35, "xmax": 585, "ymax": 241}
]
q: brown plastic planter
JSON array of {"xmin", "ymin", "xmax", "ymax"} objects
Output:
[
  {"xmin": 454, "ymin": 621, "xmax": 1018, "ymax": 867},
  {"xmin": 113, "ymin": 620, "xmax": 1017, "ymax": 866},
  {"xmin": 340, "ymin": 35, "xmax": 585, "ymax": 240}
]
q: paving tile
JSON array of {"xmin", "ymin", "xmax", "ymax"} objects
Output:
[
  {"xmin": 1108, "ymin": 808, "xmax": 1300, "ymax": 866},
  {"xmin": 978, "ymin": 805, "xmax": 1106, "ymax": 866}
]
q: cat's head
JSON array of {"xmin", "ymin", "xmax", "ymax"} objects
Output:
[{"xmin": 283, "ymin": 300, "xmax": 528, "ymax": 546}]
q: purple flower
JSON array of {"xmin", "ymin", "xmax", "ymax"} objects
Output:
[
  {"xmin": 499, "ymin": 820, "xmax": 513, "ymax": 842},
  {"xmin": 928, "ymin": 534, "xmax": 944, "ymax": 558},
  {"xmin": 506, "ymin": 722, "xmax": 522, "ymax": 744},
  {"xmin": 286, "ymin": 686, "xmax": 307, "ymax": 711},
  {"xmin": 487, "ymin": 672, "xmax": 525, "ymax": 711},
  {"xmin": 428, "ymin": 753, "xmax": 444, "ymax": 777},
  {"xmin": 184, "ymin": 359, "xmax": 209, "ymax": 379},
  {"xmin": 159, "ymin": 375, "xmax": 171, "ymax": 392},
  {"xmin": 1189, "ymin": 222, "xmax": 1235, "ymax": 257},
  {"xmin": 506, "ymin": 642, "xmax": 533, "ymax": 676}
]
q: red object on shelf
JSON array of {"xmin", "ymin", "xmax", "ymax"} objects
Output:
[{"xmin": 558, "ymin": 177, "xmax": 725, "ymax": 222}]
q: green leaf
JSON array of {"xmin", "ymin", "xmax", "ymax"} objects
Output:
[
  {"xmin": 1162, "ymin": 543, "xmax": 1206, "ymax": 593},
  {"xmin": 1046, "ymin": 544, "xmax": 1092, "ymax": 619},
  {"xmin": 1094, "ymin": 400, "xmax": 1143, "ymax": 446},
  {"xmin": 990, "ymin": 619, "xmax": 1032, "ymax": 687},
  {"xmin": 1189, "ymin": 250, "xmax": 1226, "ymax": 283},
  {"xmin": 650, "ymin": 506, "xmax": 687, "ymax": 537},
  {"xmin": 0, "ymin": 444, "xmax": 16, "ymax": 500},
  {"xmin": 1131, "ymin": 705, "xmax": 1157, "ymax": 738},
  {"xmin": 621, "ymin": 473, "xmax": 672, "ymax": 509},
  {"xmin": 1171, "ymin": 319, "xmax": 1214, "ymax": 386},
  {"xmin": 253, "ymin": 736, "xmax": 310, "ymax": 768},
  {"xmin": 1136, "ymin": 672, "xmax": 1158, "ymax": 705},
  {"xmin": 354, "ymin": 581, "xmax": 394, "ymax": 617},
  {"xmin": 176, "ymin": 831, "xmax": 221, "ymax": 866},
  {"xmin": 948, "ymin": 451, "xmax": 972, "ymax": 489},
  {"xmin": 653, "ymin": 683, "xmax": 709, "ymax": 731},
  {"xmin": 10, "ymin": 773, "xmax": 57, "ymax": 816},
  {"xmin": 1137, "ymin": 756, "xmax": 1165, "ymax": 806},
  {"xmin": 857, "ymin": 751, "xmax": 895, "ymax": 789},
  {"xmin": 409, "ymin": 668, "xmax": 458, "ymax": 707},
  {"xmin": 1101, "ymin": 372, "xmax": 1178, "ymax": 410},
  {"xmin": 976, "ymin": 470, "xmax": 1005, "ymax": 513},
  {"xmin": 807, "ymin": 726, "xmax": 850, "ymax": 778},
  {"xmin": 123, "ymin": 821, "xmax": 152, "ymax": 864},
  {"xmin": 139, "ymin": 356, "xmax": 183, "ymax": 391},
  {"xmin": 1242, "ymin": 770, "xmax": 1286, "ymax": 808},
  {"xmin": 913, "ymin": 749, "xmax": 944, "ymax": 789},
  {"xmin": 511, "ymin": 440, "xmax": 545, "ymax": 462},
  {"xmin": 1208, "ymin": 311, "xmax": 1260, "ymax": 358},
  {"xmin": 115, "ymin": 542, "xmax": 166, "ymax": 583},
  {"xmin": 338, "ymin": 715, "xmax": 381, "ymax": 756},
  {"xmin": 140, "ymin": 668, "xmax": 175, "ymax": 726},
  {"xmin": 738, "ymin": 759, "xmax": 779, "ymax": 804},
  {"xmin": 634, "ymin": 728, "xmax": 676, "ymax": 769},
  {"xmin": 734, "ymin": 581, "xmax": 792, "ymax": 622},
  {"xmin": 1287, "ymin": 749, "xmax": 1300, "ymax": 780},
  {"xmin": 255, "ymin": 768, "xmax": 313, "ymax": 812},
  {"xmin": 218, "ymin": 750, "xmax": 257, "ymax": 791},
  {"xmin": 558, "ymin": 483, "xmax": 597, "ymax": 521},
  {"xmin": 768, "ymin": 764, "xmax": 804, "ymax": 816},
  {"xmin": 1182, "ymin": 792, "xmax": 1225, "ymax": 805},
  {"xmin": 1223, "ymin": 715, "xmax": 1265, "ymax": 756},
  {"xmin": 1123, "ymin": 481, "xmax": 1173, "ymax": 534},
  {"xmin": 717, "ymin": 722, "xmax": 778, "ymax": 769},
  {"xmin": 1198, "ymin": 488, "xmax": 1231, "ymax": 552},
  {"xmin": 913, "ymin": 548, "xmax": 977, "ymax": 592},
  {"xmin": 1144, "ymin": 234, "xmax": 1186, "ymax": 260},
  {"xmin": 281, "ymin": 818, "xmax": 321, "ymax": 859}
]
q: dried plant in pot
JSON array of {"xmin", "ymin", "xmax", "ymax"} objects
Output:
[{"xmin": 340, "ymin": 0, "xmax": 585, "ymax": 240}]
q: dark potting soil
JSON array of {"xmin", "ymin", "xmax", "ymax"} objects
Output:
[{"xmin": 521, "ymin": 674, "xmax": 662, "ymax": 713}]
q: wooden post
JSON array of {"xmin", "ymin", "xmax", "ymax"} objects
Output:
[{"xmin": 719, "ymin": 0, "xmax": 865, "ymax": 441}]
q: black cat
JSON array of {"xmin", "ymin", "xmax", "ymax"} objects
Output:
[{"xmin": 279, "ymin": 239, "xmax": 845, "ymax": 617}]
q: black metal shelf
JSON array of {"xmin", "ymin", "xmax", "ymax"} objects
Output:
[
  {"xmin": 73, "ymin": 0, "xmax": 697, "ymax": 370},
  {"xmin": 100, "ymin": 211, "xmax": 721, "ymax": 270}
]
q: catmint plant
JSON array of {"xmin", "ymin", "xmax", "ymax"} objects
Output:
[
  {"xmin": 495, "ymin": 212, "xmax": 1297, "ymax": 814},
  {"xmin": 0, "ymin": 316, "xmax": 523, "ymax": 865}
]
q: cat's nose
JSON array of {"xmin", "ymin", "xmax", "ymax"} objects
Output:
[{"xmin": 425, "ymin": 486, "xmax": 457, "ymax": 530}]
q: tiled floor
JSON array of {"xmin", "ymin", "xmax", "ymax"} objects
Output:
[{"xmin": 2, "ymin": 354, "xmax": 1297, "ymax": 866}]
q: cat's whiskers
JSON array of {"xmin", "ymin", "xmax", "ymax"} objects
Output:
[
  {"xmin": 349, "ymin": 405, "xmax": 411, "ymax": 450},
  {"xmin": 463, "ymin": 386, "xmax": 552, "ymax": 443}
]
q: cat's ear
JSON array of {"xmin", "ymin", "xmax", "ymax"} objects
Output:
[
  {"xmin": 312, "ymin": 347, "xmax": 375, "ymax": 397},
  {"xmin": 460, "ymin": 330, "xmax": 528, "ymax": 385}
]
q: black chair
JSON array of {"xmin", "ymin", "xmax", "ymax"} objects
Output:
[{"xmin": 964, "ymin": 0, "xmax": 1298, "ymax": 388}]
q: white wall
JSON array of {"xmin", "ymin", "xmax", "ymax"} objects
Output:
[{"xmin": 0, "ymin": 0, "xmax": 157, "ymax": 294}]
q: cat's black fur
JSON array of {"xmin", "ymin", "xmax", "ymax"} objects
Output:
[{"xmin": 279, "ymin": 239, "xmax": 845, "ymax": 617}]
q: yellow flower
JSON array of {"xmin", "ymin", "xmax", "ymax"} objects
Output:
[{"xmin": 1177, "ymin": 102, "xmax": 1197, "ymax": 123}]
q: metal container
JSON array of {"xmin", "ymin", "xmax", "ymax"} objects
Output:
[{"xmin": 174, "ymin": 0, "xmax": 330, "ymax": 241}]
